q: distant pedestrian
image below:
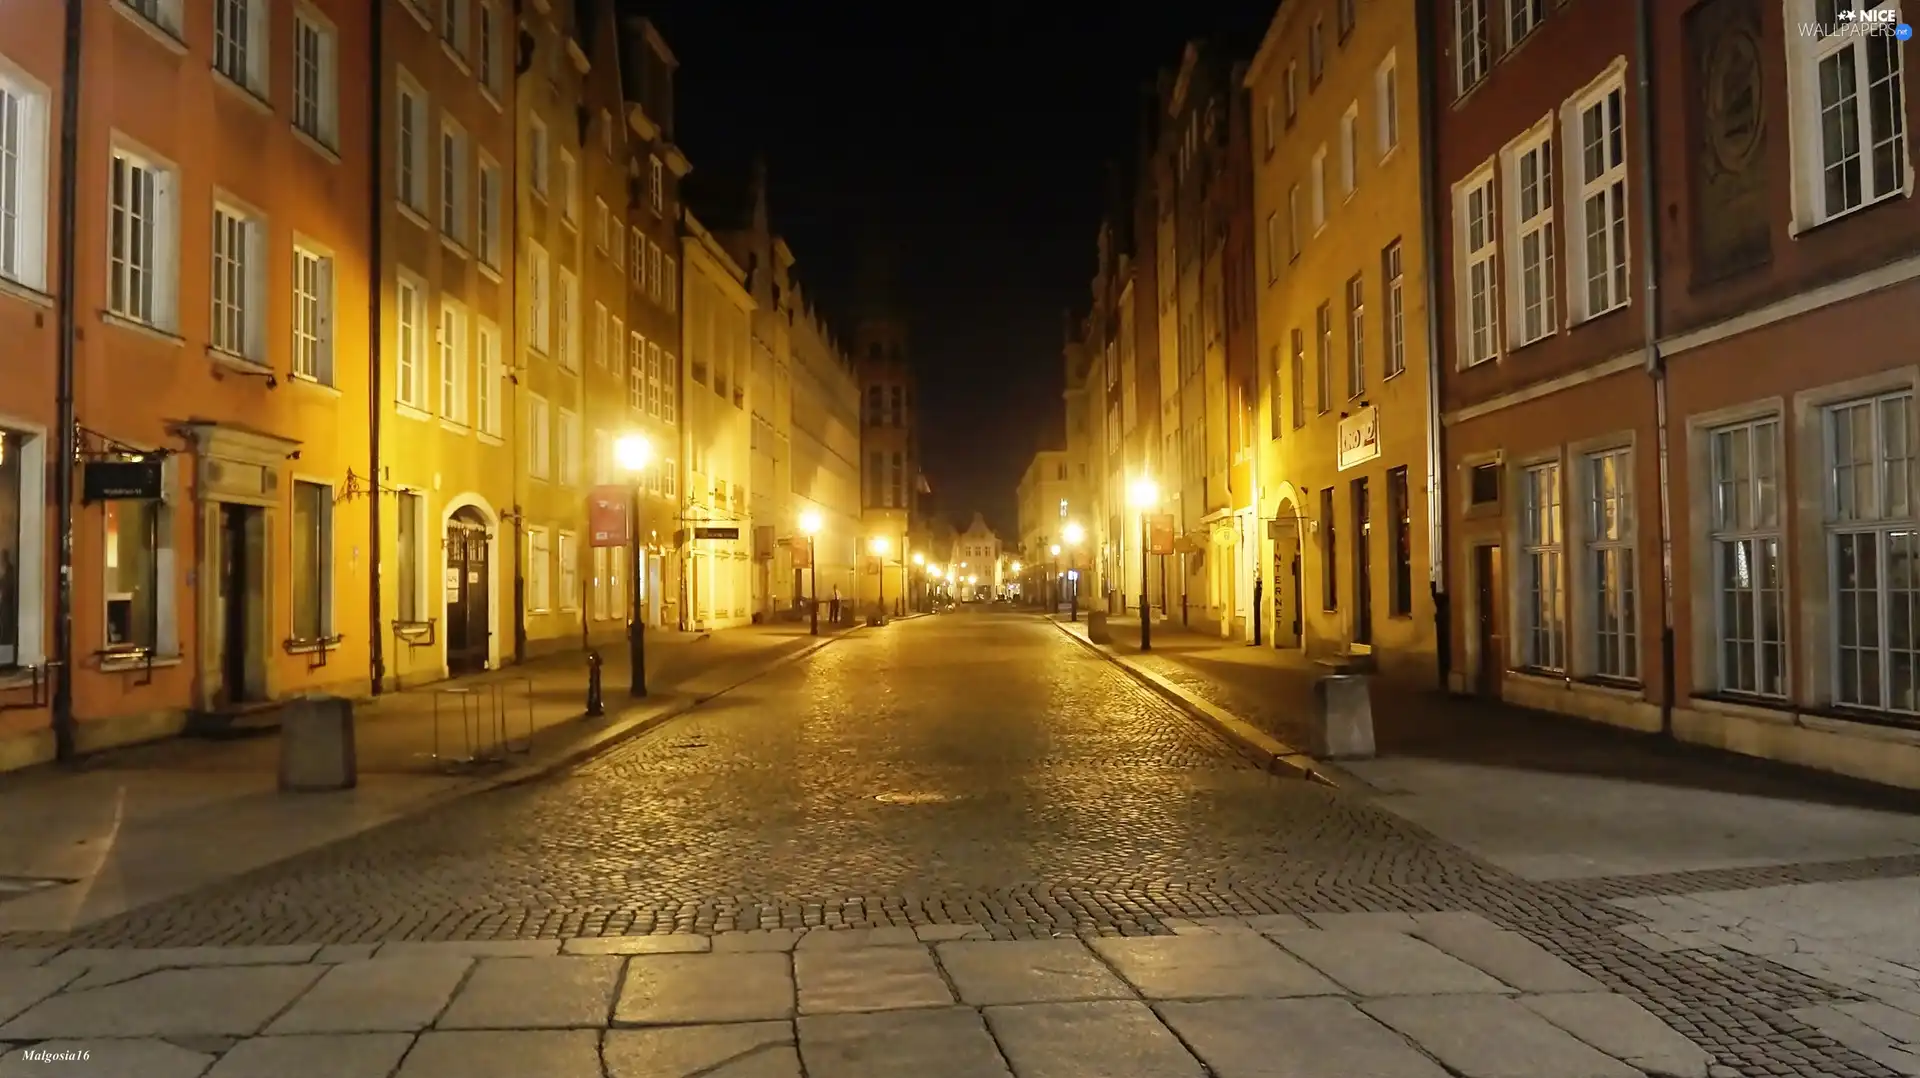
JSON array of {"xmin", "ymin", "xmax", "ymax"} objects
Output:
[{"xmin": 829, "ymin": 586, "xmax": 842, "ymax": 625}]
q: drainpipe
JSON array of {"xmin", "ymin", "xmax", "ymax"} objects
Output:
[
  {"xmin": 1633, "ymin": 0, "xmax": 1675, "ymax": 737},
  {"xmin": 1412, "ymin": 0, "xmax": 1451, "ymax": 693},
  {"xmin": 49, "ymin": 0, "xmax": 85, "ymax": 763},
  {"xmin": 366, "ymin": 0, "xmax": 386, "ymax": 695}
]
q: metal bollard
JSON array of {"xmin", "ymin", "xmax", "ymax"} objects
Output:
[{"xmin": 585, "ymin": 649, "xmax": 604, "ymax": 717}]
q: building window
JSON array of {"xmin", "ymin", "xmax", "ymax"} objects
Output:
[
  {"xmin": 1789, "ymin": 1, "xmax": 1908, "ymax": 226},
  {"xmin": 648, "ymin": 243, "xmax": 664, "ymax": 306},
  {"xmin": 1505, "ymin": 127, "xmax": 1557, "ymax": 346},
  {"xmin": 440, "ymin": 0, "xmax": 466, "ymax": 54},
  {"xmin": 1588, "ymin": 448, "xmax": 1636, "ymax": 680},
  {"xmin": 529, "ymin": 243, "xmax": 550, "ymax": 353},
  {"xmin": 1521, "ymin": 460, "xmax": 1566, "ymax": 671},
  {"xmin": 1827, "ymin": 391, "xmax": 1919, "ymax": 713},
  {"xmin": 1337, "ymin": 0, "xmax": 1356, "ymax": 39},
  {"xmin": 0, "ymin": 427, "xmax": 38, "ymax": 666},
  {"xmin": 107, "ymin": 146, "xmax": 175, "ymax": 330},
  {"xmin": 526, "ymin": 394, "xmax": 550, "ymax": 480},
  {"xmin": 396, "ymin": 490, "xmax": 422, "ymax": 623},
  {"xmin": 0, "ymin": 65, "xmax": 49, "ymax": 292},
  {"xmin": 1382, "ymin": 240, "xmax": 1406, "ymax": 378},
  {"xmin": 649, "ymin": 155, "xmax": 664, "ymax": 214},
  {"xmin": 866, "ymin": 386, "xmax": 881, "ymax": 426},
  {"xmin": 477, "ymin": 155, "xmax": 501, "ymax": 268},
  {"xmin": 662, "ymin": 352, "xmax": 677, "ymax": 424},
  {"xmin": 1457, "ymin": 166, "xmax": 1499, "ymax": 366},
  {"xmin": 1285, "ymin": 61, "xmax": 1299, "ymax": 124},
  {"xmin": 291, "ymin": 480, "xmax": 333, "ymax": 642},
  {"xmin": 558, "ymin": 409, "xmax": 580, "ymax": 486},
  {"xmin": 1388, "ymin": 466, "xmax": 1412, "ymax": 616},
  {"xmin": 1710, "ymin": 417, "xmax": 1784, "ymax": 697},
  {"xmin": 1310, "ymin": 145, "xmax": 1327, "ymax": 230},
  {"xmin": 213, "ymin": 0, "xmax": 267, "ymax": 96},
  {"xmin": 1376, "ymin": 52, "xmax": 1399, "ymax": 158},
  {"xmin": 1290, "ymin": 327, "xmax": 1306, "ymax": 429},
  {"xmin": 891, "ymin": 452, "xmax": 905, "ymax": 509},
  {"xmin": 1263, "ymin": 96, "xmax": 1276, "ymax": 157},
  {"xmin": 1345, "ymin": 273, "xmax": 1365, "ymax": 398},
  {"xmin": 1469, "ymin": 462, "xmax": 1503, "ymax": 506},
  {"xmin": 120, "ymin": 0, "xmax": 183, "ymax": 37},
  {"xmin": 1265, "ymin": 212, "xmax": 1280, "ymax": 284},
  {"xmin": 1570, "ymin": 76, "xmax": 1629, "ymax": 320},
  {"xmin": 103, "ymin": 477, "xmax": 173, "ymax": 654},
  {"xmin": 291, "ymin": 9, "xmax": 338, "ymax": 151},
  {"xmin": 439, "ymin": 301, "xmax": 467, "ymax": 424},
  {"xmin": 594, "ymin": 197, "xmax": 610, "ymax": 252},
  {"xmin": 528, "ymin": 114, "xmax": 549, "ymax": 198},
  {"xmin": 395, "ymin": 274, "xmax": 425, "ymax": 409},
  {"xmin": 1314, "ymin": 302, "xmax": 1332, "ymax": 414},
  {"xmin": 648, "ymin": 341, "xmax": 664, "ymax": 417},
  {"xmin": 628, "ymin": 333, "xmax": 645, "ymax": 410},
  {"xmin": 592, "ymin": 301, "xmax": 607, "ymax": 368},
  {"xmin": 629, "ymin": 227, "xmax": 643, "ymax": 288},
  {"xmin": 291, "ymin": 246, "xmax": 333, "ymax": 384},
  {"xmin": 1308, "ymin": 18, "xmax": 1325, "ymax": 86},
  {"xmin": 476, "ymin": 319, "xmax": 500, "ymax": 436},
  {"xmin": 397, "ymin": 79, "xmax": 427, "ymax": 214},
  {"xmin": 1287, "ymin": 184, "xmax": 1301, "ymax": 259},
  {"xmin": 526, "ymin": 527, "xmax": 551, "ymax": 613},
  {"xmin": 557, "ymin": 531, "xmax": 579, "ymax": 611},
  {"xmin": 477, "ymin": 0, "xmax": 501, "ymax": 95},
  {"xmin": 1321, "ymin": 487, "xmax": 1338, "ymax": 611},
  {"xmin": 210, "ymin": 203, "xmax": 262, "ymax": 361},
  {"xmin": 559, "ymin": 149, "xmax": 578, "ymax": 224},
  {"xmin": 1268, "ymin": 344, "xmax": 1284, "ymax": 440},
  {"xmin": 1509, "ymin": 0, "xmax": 1545, "ymax": 44},
  {"xmin": 1340, "ymin": 103, "xmax": 1359, "ymax": 197},
  {"xmin": 890, "ymin": 386, "xmax": 904, "ymax": 427},
  {"xmin": 1455, "ymin": 0, "xmax": 1491, "ymax": 96},
  {"xmin": 439, "ymin": 120, "xmax": 468, "ymax": 243}
]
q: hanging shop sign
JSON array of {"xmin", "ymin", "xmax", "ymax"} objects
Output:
[
  {"xmin": 586, "ymin": 486, "xmax": 629, "ymax": 547},
  {"xmin": 83, "ymin": 459, "xmax": 164, "ymax": 502},
  {"xmin": 694, "ymin": 526, "xmax": 740, "ymax": 541},
  {"xmin": 1147, "ymin": 513, "xmax": 1176, "ymax": 555},
  {"xmin": 1338, "ymin": 406, "xmax": 1381, "ymax": 471}
]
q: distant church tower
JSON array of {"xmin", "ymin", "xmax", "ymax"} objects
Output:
[{"xmin": 854, "ymin": 240, "xmax": 922, "ymax": 614}]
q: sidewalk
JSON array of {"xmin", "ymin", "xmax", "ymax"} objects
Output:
[
  {"xmin": 1054, "ymin": 612, "xmax": 1920, "ymax": 883},
  {"xmin": 0, "ymin": 622, "xmax": 867, "ymax": 937},
  {"xmin": 0, "ymin": 917, "xmax": 1711, "ymax": 1078}
]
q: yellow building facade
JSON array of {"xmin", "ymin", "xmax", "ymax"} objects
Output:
[
  {"xmin": 679, "ymin": 214, "xmax": 756, "ymax": 630},
  {"xmin": 1246, "ymin": 0, "xmax": 1437, "ymax": 680}
]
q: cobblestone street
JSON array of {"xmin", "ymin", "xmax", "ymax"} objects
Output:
[{"xmin": 3, "ymin": 610, "xmax": 1920, "ymax": 1075}]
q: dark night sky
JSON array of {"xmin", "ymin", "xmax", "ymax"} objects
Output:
[{"xmin": 633, "ymin": 3, "xmax": 1275, "ymax": 536}]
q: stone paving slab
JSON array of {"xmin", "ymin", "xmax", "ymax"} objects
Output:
[
  {"xmin": 798, "ymin": 1006, "xmax": 1011, "ymax": 1078},
  {"xmin": 1363, "ymin": 994, "xmax": 1645, "ymax": 1078},
  {"xmin": 795, "ymin": 944, "xmax": 952, "ymax": 1014},
  {"xmin": 602, "ymin": 1022, "xmax": 798, "ymax": 1078},
  {"xmin": 1273, "ymin": 928, "xmax": 1511, "ymax": 996},
  {"xmin": 936, "ymin": 939, "xmax": 1133, "ymax": 1005},
  {"xmin": 395, "ymin": 1029, "xmax": 603, "ymax": 1078},
  {"xmin": 205, "ymin": 1033, "xmax": 415, "ymax": 1078},
  {"xmin": 266, "ymin": 955, "xmax": 470, "ymax": 1034},
  {"xmin": 563, "ymin": 934, "xmax": 710, "ymax": 955},
  {"xmin": 52, "ymin": 945, "xmax": 323, "ymax": 989},
  {"xmin": 1411, "ymin": 915, "xmax": 1606, "ymax": 994},
  {"xmin": 0, "ymin": 964, "xmax": 326, "ymax": 1039},
  {"xmin": 614, "ymin": 952, "xmax": 794, "ymax": 1026},
  {"xmin": 986, "ymin": 1000, "xmax": 1203, "ymax": 1078},
  {"xmin": 0, "ymin": 964, "xmax": 78, "ymax": 1026},
  {"xmin": 0, "ymin": 1038, "xmax": 215, "ymax": 1078},
  {"xmin": 1158, "ymin": 996, "xmax": 1449, "ymax": 1078},
  {"xmin": 1522, "ymin": 992, "xmax": 1712, "ymax": 1078},
  {"xmin": 1088, "ymin": 933, "xmax": 1341, "ymax": 1000},
  {"xmin": 438, "ymin": 955, "xmax": 622, "ymax": 1029}
]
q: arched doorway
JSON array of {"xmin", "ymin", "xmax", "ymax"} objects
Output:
[
  {"xmin": 445, "ymin": 507, "xmax": 491, "ymax": 675},
  {"xmin": 1271, "ymin": 501, "xmax": 1303, "ymax": 649}
]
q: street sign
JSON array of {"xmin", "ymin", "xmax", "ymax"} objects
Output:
[
  {"xmin": 694, "ymin": 526, "xmax": 740, "ymax": 541},
  {"xmin": 1338, "ymin": 406, "xmax": 1381, "ymax": 470},
  {"xmin": 586, "ymin": 486, "xmax": 629, "ymax": 547},
  {"xmin": 1148, "ymin": 513, "xmax": 1175, "ymax": 556},
  {"xmin": 83, "ymin": 459, "xmax": 163, "ymax": 502}
]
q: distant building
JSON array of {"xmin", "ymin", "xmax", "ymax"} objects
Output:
[
  {"xmin": 948, "ymin": 513, "xmax": 1005, "ymax": 601},
  {"xmin": 856, "ymin": 287, "xmax": 921, "ymax": 615},
  {"xmin": 679, "ymin": 214, "xmax": 756, "ymax": 630},
  {"xmin": 1016, "ymin": 450, "xmax": 1073, "ymax": 605}
]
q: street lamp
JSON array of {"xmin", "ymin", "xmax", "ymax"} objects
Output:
[
  {"xmin": 869, "ymin": 536, "xmax": 889, "ymax": 617},
  {"xmin": 799, "ymin": 509, "xmax": 823, "ymax": 636},
  {"xmin": 615, "ymin": 434, "xmax": 652, "ymax": 696},
  {"xmin": 1063, "ymin": 521, "xmax": 1085, "ymax": 623},
  {"xmin": 1128, "ymin": 477, "xmax": 1159, "ymax": 651}
]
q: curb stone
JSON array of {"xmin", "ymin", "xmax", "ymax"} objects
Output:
[{"xmin": 1044, "ymin": 615, "xmax": 1346, "ymax": 787}]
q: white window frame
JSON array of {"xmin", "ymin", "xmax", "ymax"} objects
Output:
[
  {"xmin": 1825, "ymin": 390, "xmax": 1920, "ymax": 714},
  {"xmin": 1287, "ymin": 184, "xmax": 1300, "ymax": 259},
  {"xmin": 1345, "ymin": 273, "xmax": 1365, "ymax": 399},
  {"xmin": 0, "ymin": 421, "xmax": 46, "ymax": 668},
  {"xmin": 213, "ymin": 0, "xmax": 269, "ymax": 97},
  {"xmin": 629, "ymin": 226, "xmax": 644, "ymax": 287},
  {"xmin": 119, "ymin": 0, "xmax": 184, "ymax": 38},
  {"xmin": 648, "ymin": 240, "xmax": 662, "ymax": 304},
  {"xmin": 1520, "ymin": 459, "xmax": 1566, "ymax": 672},
  {"xmin": 395, "ymin": 270, "xmax": 427, "ymax": 410},
  {"xmin": 1455, "ymin": 0, "xmax": 1491, "ymax": 97},
  {"xmin": 477, "ymin": 0, "xmax": 502, "ymax": 97},
  {"xmin": 593, "ymin": 300, "xmax": 608, "ymax": 367},
  {"xmin": 647, "ymin": 341, "xmax": 663, "ymax": 418},
  {"xmin": 526, "ymin": 393, "xmax": 551, "ymax": 480},
  {"xmin": 291, "ymin": 242, "xmax": 334, "ymax": 384},
  {"xmin": 663, "ymin": 256, "xmax": 677, "ymax": 311},
  {"xmin": 662, "ymin": 351, "xmax": 677, "ymax": 424},
  {"xmin": 290, "ymin": 478, "xmax": 335, "ymax": 642},
  {"xmin": 396, "ymin": 74, "xmax": 428, "ymax": 215},
  {"xmin": 439, "ymin": 117, "xmax": 468, "ymax": 244},
  {"xmin": 1382, "ymin": 240, "xmax": 1406, "ymax": 378},
  {"xmin": 649, "ymin": 155, "xmax": 664, "ymax": 214},
  {"xmin": 1339, "ymin": 103, "xmax": 1359, "ymax": 198},
  {"xmin": 1265, "ymin": 212, "xmax": 1281, "ymax": 283},
  {"xmin": 628, "ymin": 332, "xmax": 645, "ymax": 410},
  {"xmin": 100, "ymin": 458, "xmax": 178, "ymax": 657},
  {"xmin": 1564, "ymin": 65, "xmax": 1631, "ymax": 322},
  {"xmin": 594, "ymin": 197, "xmax": 610, "ymax": 251},
  {"xmin": 106, "ymin": 140, "xmax": 178, "ymax": 331},
  {"xmin": 1375, "ymin": 51, "xmax": 1400, "ymax": 159},
  {"xmin": 526, "ymin": 526, "xmax": 552, "ymax": 613},
  {"xmin": 395, "ymin": 489, "xmax": 425, "ymax": 624},
  {"xmin": 477, "ymin": 152, "xmax": 501, "ymax": 269},
  {"xmin": 1454, "ymin": 163, "xmax": 1499, "ymax": 367},
  {"xmin": 1585, "ymin": 447, "xmax": 1638, "ymax": 681},
  {"xmin": 1285, "ymin": 61, "xmax": 1299, "ymax": 123},
  {"xmin": 558, "ymin": 409, "xmax": 580, "ymax": 487},
  {"xmin": 559, "ymin": 149, "xmax": 578, "ymax": 225},
  {"xmin": 1314, "ymin": 302, "xmax": 1332, "ymax": 415},
  {"xmin": 0, "ymin": 59, "xmax": 53, "ymax": 292},
  {"xmin": 1709, "ymin": 416, "xmax": 1787, "ymax": 698},
  {"xmin": 1508, "ymin": 0, "xmax": 1545, "ymax": 45},
  {"xmin": 440, "ymin": 0, "xmax": 467, "ymax": 58},
  {"xmin": 439, "ymin": 299, "xmax": 468, "ymax": 425},
  {"xmin": 1310, "ymin": 145, "xmax": 1328, "ymax": 231},
  {"xmin": 528, "ymin": 242, "xmax": 550, "ymax": 353},
  {"xmin": 476, "ymin": 318, "xmax": 501, "ymax": 436},
  {"xmin": 528, "ymin": 114, "xmax": 550, "ymax": 198},
  {"xmin": 1785, "ymin": 0, "xmax": 1913, "ymax": 231},
  {"xmin": 557, "ymin": 530, "xmax": 579, "ymax": 611},
  {"xmin": 291, "ymin": 5, "xmax": 339, "ymax": 153},
  {"xmin": 210, "ymin": 198, "xmax": 265, "ymax": 363},
  {"xmin": 1501, "ymin": 118, "xmax": 1557, "ymax": 348},
  {"xmin": 557, "ymin": 267, "xmax": 578, "ymax": 371}
]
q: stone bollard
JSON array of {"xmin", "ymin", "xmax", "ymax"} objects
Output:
[
  {"xmin": 280, "ymin": 694, "xmax": 358, "ymax": 792},
  {"xmin": 1310, "ymin": 671, "xmax": 1376, "ymax": 760},
  {"xmin": 1086, "ymin": 609, "xmax": 1112, "ymax": 645}
]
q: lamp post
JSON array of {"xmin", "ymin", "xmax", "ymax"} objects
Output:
[
  {"xmin": 870, "ymin": 536, "xmax": 889, "ymax": 617},
  {"xmin": 615, "ymin": 435, "xmax": 653, "ymax": 696},
  {"xmin": 1128, "ymin": 477, "xmax": 1159, "ymax": 652},
  {"xmin": 1063, "ymin": 521, "xmax": 1085, "ymax": 622},
  {"xmin": 912, "ymin": 551, "xmax": 924, "ymax": 613},
  {"xmin": 1049, "ymin": 544, "xmax": 1061, "ymax": 611},
  {"xmin": 800, "ymin": 510, "xmax": 822, "ymax": 636}
]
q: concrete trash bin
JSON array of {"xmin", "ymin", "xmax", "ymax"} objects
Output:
[
  {"xmin": 1310, "ymin": 674, "xmax": 1376, "ymax": 760},
  {"xmin": 279, "ymin": 694, "xmax": 357, "ymax": 792},
  {"xmin": 1086, "ymin": 609, "xmax": 1112, "ymax": 644}
]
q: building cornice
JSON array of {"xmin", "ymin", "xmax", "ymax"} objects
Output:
[
  {"xmin": 664, "ymin": 145, "xmax": 692, "ymax": 177},
  {"xmin": 626, "ymin": 103, "xmax": 660, "ymax": 143}
]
